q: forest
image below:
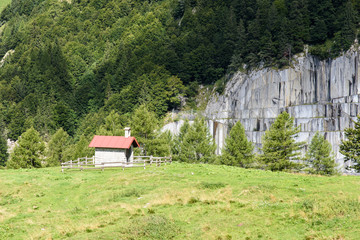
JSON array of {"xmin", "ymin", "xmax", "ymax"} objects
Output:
[{"xmin": 0, "ymin": 0, "xmax": 360, "ymax": 171}]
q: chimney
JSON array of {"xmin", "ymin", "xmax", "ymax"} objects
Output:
[{"xmin": 124, "ymin": 127, "xmax": 131, "ymax": 138}]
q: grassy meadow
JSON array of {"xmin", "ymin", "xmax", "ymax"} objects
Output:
[{"xmin": 0, "ymin": 163, "xmax": 360, "ymax": 239}]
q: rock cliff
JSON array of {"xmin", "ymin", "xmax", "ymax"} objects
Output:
[{"xmin": 205, "ymin": 50, "xmax": 360, "ymax": 170}]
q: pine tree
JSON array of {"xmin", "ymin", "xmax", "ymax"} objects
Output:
[
  {"xmin": 172, "ymin": 119, "xmax": 191, "ymax": 160},
  {"xmin": 260, "ymin": 111, "xmax": 305, "ymax": 171},
  {"xmin": 221, "ymin": 121, "xmax": 254, "ymax": 168},
  {"xmin": 178, "ymin": 117, "xmax": 216, "ymax": 163},
  {"xmin": 131, "ymin": 104, "xmax": 158, "ymax": 155},
  {"xmin": 146, "ymin": 131, "xmax": 172, "ymax": 157},
  {"xmin": 340, "ymin": 115, "xmax": 360, "ymax": 172},
  {"xmin": 0, "ymin": 131, "xmax": 8, "ymax": 166},
  {"xmin": 7, "ymin": 127, "xmax": 45, "ymax": 169},
  {"xmin": 46, "ymin": 128, "xmax": 70, "ymax": 166},
  {"xmin": 97, "ymin": 110, "xmax": 126, "ymax": 136},
  {"xmin": 305, "ymin": 132, "xmax": 338, "ymax": 175},
  {"xmin": 71, "ymin": 135, "xmax": 94, "ymax": 160},
  {"xmin": 333, "ymin": 1, "xmax": 357, "ymax": 52}
]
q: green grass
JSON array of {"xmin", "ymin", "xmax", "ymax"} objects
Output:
[
  {"xmin": 0, "ymin": 163, "xmax": 360, "ymax": 239},
  {"xmin": 0, "ymin": 0, "xmax": 11, "ymax": 13}
]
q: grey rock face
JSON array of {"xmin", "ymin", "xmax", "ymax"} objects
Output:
[{"xmin": 205, "ymin": 51, "xmax": 360, "ymax": 171}]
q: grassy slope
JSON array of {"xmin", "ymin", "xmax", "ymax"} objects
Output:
[
  {"xmin": 0, "ymin": 163, "xmax": 359, "ymax": 240},
  {"xmin": 0, "ymin": 0, "xmax": 10, "ymax": 12}
]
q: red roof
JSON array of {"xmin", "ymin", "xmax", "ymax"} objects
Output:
[{"xmin": 89, "ymin": 135, "xmax": 140, "ymax": 149}]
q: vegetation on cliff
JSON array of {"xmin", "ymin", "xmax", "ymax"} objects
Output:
[{"xmin": 0, "ymin": 0, "xmax": 359, "ymax": 142}]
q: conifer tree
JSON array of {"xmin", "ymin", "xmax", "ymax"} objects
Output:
[
  {"xmin": 172, "ymin": 119, "xmax": 191, "ymax": 160},
  {"xmin": 46, "ymin": 128, "xmax": 70, "ymax": 166},
  {"xmin": 260, "ymin": 111, "xmax": 305, "ymax": 171},
  {"xmin": 97, "ymin": 110, "xmax": 126, "ymax": 136},
  {"xmin": 146, "ymin": 131, "xmax": 172, "ymax": 157},
  {"xmin": 221, "ymin": 121, "xmax": 254, "ymax": 168},
  {"xmin": 71, "ymin": 135, "xmax": 94, "ymax": 160},
  {"xmin": 305, "ymin": 132, "xmax": 338, "ymax": 175},
  {"xmin": 131, "ymin": 104, "xmax": 158, "ymax": 155},
  {"xmin": 178, "ymin": 117, "xmax": 216, "ymax": 163},
  {"xmin": 7, "ymin": 127, "xmax": 45, "ymax": 169},
  {"xmin": 0, "ymin": 132, "xmax": 8, "ymax": 166},
  {"xmin": 340, "ymin": 115, "xmax": 360, "ymax": 172}
]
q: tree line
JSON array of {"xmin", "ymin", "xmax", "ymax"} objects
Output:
[{"xmin": 4, "ymin": 107, "xmax": 360, "ymax": 176}]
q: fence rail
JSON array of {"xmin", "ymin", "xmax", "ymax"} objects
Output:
[{"xmin": 61, "ymin": 156, "xmax": 172, "ymax": 172}]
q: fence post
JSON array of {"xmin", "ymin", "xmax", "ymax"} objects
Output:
[
  {"xmin": 150, "ymin": 155, "xmax": 153, "ymax": 166},
  {"xmin": 93, "ymin": 156, "xmax": 95, "ymax": 165},
  {"xmin": 70, "ymin": 160, "xmax": 73, "ymax": 168}
]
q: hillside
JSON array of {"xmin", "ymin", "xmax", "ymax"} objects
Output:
[
  {"xmin": 0, "ymin": 0, "xmax": 359, "ymax": 143},
  {"xmin": 1, "ymin": 163, "xmax": 360, "ymax": 239}
]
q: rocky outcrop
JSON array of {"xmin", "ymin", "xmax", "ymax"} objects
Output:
[
  {"xmin": 0, "ymin": 49, "xmax": 14, "ymax": 68},
  {"xmin": 205, "ymin": 50, "xmax": 360, "ymax": 171}
]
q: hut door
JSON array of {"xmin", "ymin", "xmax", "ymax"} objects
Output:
[{"xmin": 126, "ymin": 148, "xmax": 131, "ymax": 162}]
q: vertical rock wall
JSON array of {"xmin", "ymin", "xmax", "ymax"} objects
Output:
[{"xmin": 205, "ymin": 51, "xmax": 360, "ymax": 170}]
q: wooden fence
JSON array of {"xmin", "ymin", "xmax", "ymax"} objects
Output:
[{"xmin": 61, "ymin": 156, "xmax": 172, "ymax": 172}]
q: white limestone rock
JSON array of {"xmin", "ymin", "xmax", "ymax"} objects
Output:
[{"xmin": 205, "ymin": 50, "xmax": 360, "ymax": 171}]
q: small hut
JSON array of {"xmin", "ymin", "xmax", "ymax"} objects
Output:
[{"xmin": 88, "ymin": 127, "xmax": 139, "ymax": 166}]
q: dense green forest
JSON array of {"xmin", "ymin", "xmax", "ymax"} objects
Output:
[{"xmin": 0, "ymin": 0, "xmax": 359, "ymax": 161}]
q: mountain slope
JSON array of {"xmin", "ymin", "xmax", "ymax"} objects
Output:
[{"xmin": 0, "ymin": 0, "xmax": 359, "ymax": 141}]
